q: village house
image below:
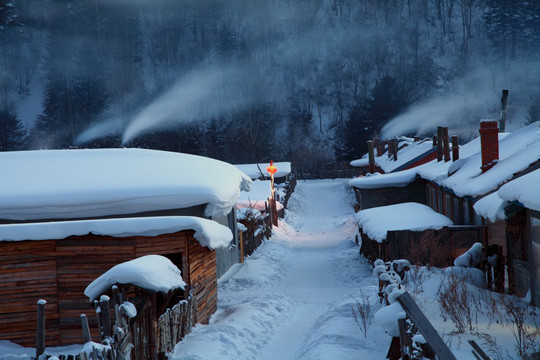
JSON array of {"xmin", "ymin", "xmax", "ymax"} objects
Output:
[
  {"xmin": 0, "ymin": 148, "xmax": 252, "ymax": 349},
  {"xmin": 350, "ymin": 136, "xmax": 436, "ymax": 209},
  {"xmin": 351, "ymin": 120, "xmax": 540, "ymax": 303}
]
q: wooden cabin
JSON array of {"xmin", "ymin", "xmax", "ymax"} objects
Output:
[
  {"xmin": 353, "ymin": 202, "xmax": 479, "ymax": 267},
  {"xmin": 0, "ymin": 148, "xmax": 252, "ymax": 349},
  {"xmin": 0, "ymin": 217, "xmax": 229, "ymax": 348}
]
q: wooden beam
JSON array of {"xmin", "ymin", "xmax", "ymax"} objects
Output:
[{"xmin": 396, "ymin": 292, "xmax": 456, "ymax": 360}]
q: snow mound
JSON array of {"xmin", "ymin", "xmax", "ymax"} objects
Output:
[{"xmin": 85, "ymin": 255, "xmax": 186, "ymax": 301}]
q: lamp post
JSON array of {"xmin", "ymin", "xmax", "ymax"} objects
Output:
[{"xmin": 266, "ymin": 161, "xmax": 278, "ymax": 227}]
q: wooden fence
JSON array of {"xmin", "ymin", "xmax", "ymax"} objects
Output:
[{"xmin": 360, "ymin": 226, "xmax": 483, "ymax": 267}]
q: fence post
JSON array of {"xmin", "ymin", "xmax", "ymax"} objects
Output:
[
  {"xmin": 396, "ymin": 292, "xmax": 456, "ymax": 360},
  {"xmin": 81, "ymin": 314, "xmax": 92, "ymax": 343},
  {"xmin": 36, "ymin": 299, "xmax": 46, "ymax": 359}
]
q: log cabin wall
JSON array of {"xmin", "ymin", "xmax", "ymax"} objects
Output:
[
  {"xmin": 0, "ymin": 229, "xmax": 219, "ymax": 348},
  {"xmin": 0, "ymin": 240, "xmax": 60, "ymax": 347},
  {"xmin": 188, "ymin": 239, "xmax": 217, "ymax": 324},
  {"xmin": 360, "ymin": 226, "xmax": 482, "ymax": 267}
]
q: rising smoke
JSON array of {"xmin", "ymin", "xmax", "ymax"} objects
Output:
[{"xmin": 381, "ymin": 61, "xmax": 540, "ymax": 140}]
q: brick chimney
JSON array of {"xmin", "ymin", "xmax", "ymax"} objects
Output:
[{"xmin": 479, "ymin": 120, "xmax": 499, "ymax": 173}]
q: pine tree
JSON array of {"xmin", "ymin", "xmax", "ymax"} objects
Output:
[{"xmin": 0, "ymin": 110, "xmax": 27, "ymax": 151}]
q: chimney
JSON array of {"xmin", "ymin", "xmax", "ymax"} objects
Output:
[
  {"xmin": 443, "ymin": 127, "xmax": 450, "ymax": 162},
  {"xmin": 392, "ymin": 138, "xmax": 398, "ymax": 161},
  {"xmin": 451, "ymin": 135, "xmax": 459, "ymax": 161},
  {"xmin": 367, "ymin": 140, "xmax": 375, "ymax": 174},
  {"xmin": 499, "ymin": 89, "xmax": 509, "ymax": 132},
  {"xmin": 437, "ymin": 127, "xmax": 443, "ymax": 161},
  {"xmin": 479, "ymin": 120, "xmax": 499, "ymax": 173}
]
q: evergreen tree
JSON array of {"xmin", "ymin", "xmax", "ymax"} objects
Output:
[{"xmin": 0, "ymin": 110, "xmax": 27, "ymax": 151}]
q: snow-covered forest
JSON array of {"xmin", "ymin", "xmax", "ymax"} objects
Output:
[{"xmin": 1, "ymin": 0, "xmax": 539, "ymax": 172}]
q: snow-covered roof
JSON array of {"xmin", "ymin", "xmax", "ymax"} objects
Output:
[
  {"xmin": 350, "ymin": 138, "xmax": 434, "ymax": 173},
  {"xmin": 498, "ymin": 168, "xmax": 540, "ymax": 212},
  {"xmin": 416, "ymin": 122, "xmax": 540, "ymax": 198},
  {"xmin": 439, "ymin": 122, "xmax": 540, "ymax": 197},
  {"xmin": 349, "ymin": 169, "xmax": 417, "ymax": 189},
  {"xmin": 355, "ymin": 202, "xmax": 453, "ymax": 242},
  {"xmin": 0, "ymin": 148, "xmax": 252, "ymax": 221},
  {"xmin": 472, "ymin": 192, "xmax": 508, "ymax": 222},
  {"xmin": 84, "ymin": 255, "xmax": 186, "ymax": 301},
  {"xmin": 235, "ymin": 162, "xmax": 291, "ymax": 180},
  {"xmin": 0, "ymin": 216, "xmax": 233, "ymax": 249}
]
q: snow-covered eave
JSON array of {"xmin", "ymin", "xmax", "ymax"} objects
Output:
[
  {"xmin": 0, "ymin": 216, "xmax": 233, "ymax": 250},
  {"xmin": 354, "ymin": 202, "xmax": 453, "ymax": 243},
  {"xmin": 84, "ymin": 255, "xmax": 187, "ymax": 302},
  {"xmin": 349, "ymin": 169, "xmax": 418, "ymax": 190},
  {"xmin": 0, "ymin": 148, "xmax": 253, "ymax": 221}
]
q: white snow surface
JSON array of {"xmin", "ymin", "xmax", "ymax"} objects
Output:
[
  {"xmin": 498, "ymin": 168, "xmax": 540, "ymax": 212},
  {"xmin": 0, "ymin": 148, "xmax": 252, "ymax": 220},
  {"xmin": 0, "ymin": 179, "xmax": 538, "ymax": 360},
  {"xmin": 169, "ymin": 180, "xmax": 390, "ymax": 360},
  {"xmin": 0, "ymin": 216, "xmax": 232, "ymax": 249},
  {"xmin": 472, "ymin": 191, "xmax": 508, "ymax": 222},
  {"xmin": 235, "ymin": 162, "xmax": 291, "ymax": 180},
  {"xmin": 84, "ymin": 255, "xmax": 186, "ymax": 301},
  {"xmin": 349, "ymin": 168, "xmax": 417, "ymax": 189},
  {"xmin": 350, "ymin": 138, "xmax": 434, "ymax": 173},
  {"xmin": 354, "ymin": 202, "xmax": 453, "ymax": 242}
]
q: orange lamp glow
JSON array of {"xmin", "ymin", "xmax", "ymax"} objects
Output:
[{"xmin": 266, "ymin": 161, "xmax": 277, "ymax": 175}]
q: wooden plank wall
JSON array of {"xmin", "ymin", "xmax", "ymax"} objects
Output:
[
  {"xmin": 0, "ymin": 229, "xmax": 220, "ymax": 348},
  {"xmin": 188, "ymin": 238, "xmax": 217, "ymax": 324},
  {"xmin": 360, "ymin": 226, "xmax": 481, "ymax": 267},
  {"xmin": 0, "ymin": 240, "xmax": 59, "ymax": 347},
  {"xmin": 56, "ymin": 236, "xmax": 136, "ymax": 345}
]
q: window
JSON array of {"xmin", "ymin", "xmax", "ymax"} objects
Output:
[
  {"xmin": 437, "ymin": 189, "xmax": 443, "ymax": 213},
  {"xmin": 445, "ymin": 193, "xmax": 451, "ymax": 217},
  {"xmin": 453, "ymin": 198, "xmax": 460, "ymax": 224},
  {"xmin": 463, "ymin": 200, "xmax": 470, "ymax": 225}
]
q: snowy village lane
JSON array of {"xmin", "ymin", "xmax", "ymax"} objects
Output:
[{"xmin": 169, "ymin": 180, "xmax": 390, "ymax": 360}]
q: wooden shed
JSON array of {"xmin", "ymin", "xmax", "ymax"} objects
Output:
[{"xmin": 0, "ymin": 216, "xmax": 230, "ymax": 348}]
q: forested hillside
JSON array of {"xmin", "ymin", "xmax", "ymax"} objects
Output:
[{"xmin": 1, "ymin": 0, "xmax": 539, "ymax": 172}]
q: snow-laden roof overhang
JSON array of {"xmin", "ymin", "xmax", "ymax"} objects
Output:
[
  {"xmin": 355, "ymin": 202, "xmax": 453, "ymax": 243},
  {"xmin": 84, "ymin": 255, "xmax": 186, "ymax": 301},
  {"xmin": 349, "ymin": 169, "xmax": 417, "ymax": 189},
  {"xmin": 0, "ymin": 148, "xmax": 253, "ymax": 220},
  {"xmin": 0, "ymin": 216, "xmax": 233, "ymax": 249},
  {"xmin": 497, "ymin": 168, "xmax": 540, "ymax": 212}
]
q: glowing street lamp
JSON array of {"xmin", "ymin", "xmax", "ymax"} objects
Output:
[{"xmin": 266, "ymin": 161, "xmax": 278, "ymax": 227}]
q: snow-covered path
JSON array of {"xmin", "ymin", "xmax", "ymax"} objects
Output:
[{"xmin": 170, "ymin": 180, "xmax": 389, "ymax": 360}]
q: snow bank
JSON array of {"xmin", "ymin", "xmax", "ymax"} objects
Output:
[
  {"xmin": 355, "ymin": 202, "xmax": 453, "ymax": 242},
  {"xmin": 235, "ymin": 162, "xmax": 291, "ymax": 180},
  {"xmin": 498, "ymin": 168, "xmax": 540, "ymax": 212},
  {"xmin": 0, "ymin": 148, "xmax": 252, "ymax": 220},
  {"xmin": 85, "ymin": 255, "xmax": 186, "ymax": 301},
  {"xmin": 473, "ymin": 192, "xmax": 508, "ymax": 222},
  {"xmin": 0, "ymin": 216, "xmax": 233, "ymax": 249},
  {"xmin": 349, "ymin": 169, "xmax": 417, "ymax": 189}
]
